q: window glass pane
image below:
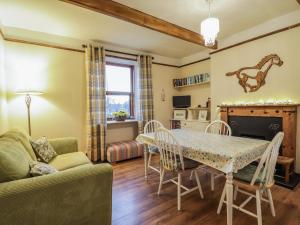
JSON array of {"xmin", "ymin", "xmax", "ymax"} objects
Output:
[
  {"xmin": 106, "ymin": 95, "xmax": 130, "ymax": 117},
  {"xmin": 106, "ymin": 65, "xmax": 131, "ymax": 92}
]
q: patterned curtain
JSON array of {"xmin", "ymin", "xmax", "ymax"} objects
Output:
[
  {"xmin": 85, "ymin": 45, "xmax": 107, "ymax": 162},
  {"xmin": 136, "ymin": 55, "xmax": 154, "ymax": 133}
]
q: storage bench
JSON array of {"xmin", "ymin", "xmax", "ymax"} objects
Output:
[{"xmin": 107, "ymin": 140, "xmax": 144, "ymax": 163}]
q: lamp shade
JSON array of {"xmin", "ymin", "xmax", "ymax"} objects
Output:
[{"xmin": 200, "ymin": 17, "xmax": 219, "ymax": 47}]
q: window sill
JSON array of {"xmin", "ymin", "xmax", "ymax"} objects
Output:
[{"xmin": 107, "ymin": 119, "xmax": 138, "ymax": 125}]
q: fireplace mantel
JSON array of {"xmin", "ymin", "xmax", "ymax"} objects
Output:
[
  {"xmin": 219, "ymin": 104, "xmax": 297, "ymax": 160},
  {"xmin": 219, "ymin": 104, "xmax": 299, "ymax": 108}
]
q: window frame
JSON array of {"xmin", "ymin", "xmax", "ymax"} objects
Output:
[{"xmin": 105, "ymin": 62, "xmax": 135, "ymax": 120}]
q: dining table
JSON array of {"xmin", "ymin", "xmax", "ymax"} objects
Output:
[{"xmin": 136, "ymin": 128, "xmax": 269, "ymax": 225}]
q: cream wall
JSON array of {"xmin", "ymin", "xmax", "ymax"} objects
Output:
[
  {"xmin": 3, "ymin": 41, "xmax": 179, "ymax": 147},
  {"xmin": 152, "ymin": 64, "xmax": 179, "ymax": 127},
  {"xmin": 178, "ymin": 60, "xmax": 211, "ymax": 108},
  {"xmin": 4, "ymin": 42, "xmax": 87, "ymax": 150},
  {"xmin": 210, "ymin": 27, "xmax": 300, "ymax": 171},
  {"xmin": 0, "ymin": 34, "xmax": 8, "ymax": 133}
]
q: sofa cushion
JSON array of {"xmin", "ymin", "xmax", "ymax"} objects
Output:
[
  {"xmin": 0, "ymin": 139, "xmax": 30, "ymax": 182},
  {"xmin": 48, "ymin": 137, "xmax": 78, "ymax": 155},
  {"xmin": 49, "ymin": 152, "xmax": 91, "ymax": 171},
  {"xmin": 1, "ymin": 129, "xmax": 37, "ymax": 161},
  {"xmin": 29, "ymin": 161, "xmax": 58, "ymax": 177},
  {"xmin": 30, "ymin": 137, "xmax": 57, "ymax": 163}
]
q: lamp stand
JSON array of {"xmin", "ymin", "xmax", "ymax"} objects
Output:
[{"xmin": 25, "ymin": 94, "xmax": 32, "ymax": 136}]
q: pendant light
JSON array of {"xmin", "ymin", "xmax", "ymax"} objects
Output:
[{"xmin": 200, "ymin": 0, "xmax": 219, "ymax": 47}]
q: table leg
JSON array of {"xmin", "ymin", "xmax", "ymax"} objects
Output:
[
  {"xmin": 144, "ymin": 147, "xmax": 148, "ymax": 180},
  {"xmin": 226, "ymin": 172, "xmax": 233, "ymax": 225}
]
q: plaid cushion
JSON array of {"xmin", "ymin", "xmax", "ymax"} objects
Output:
[
  {"xmin": 148, "ymin": 145, "xmax": 159, "ymax": 153},
  {"xmin": 107, "ymin": 141, "xmax": 144, "ymax": 163},
  {"xmin": 234, "ymin": 164, "xmax": 265, "ymax": 184}
]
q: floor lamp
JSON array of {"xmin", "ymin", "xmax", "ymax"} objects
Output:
[{"xmin": 16, "ymin": 91, "xmax": 43, "ymax": 136}]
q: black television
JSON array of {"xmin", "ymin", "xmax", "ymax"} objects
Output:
[{"xmin": 172, "ymin": 95, "xmax": 191, "ymax": 108}]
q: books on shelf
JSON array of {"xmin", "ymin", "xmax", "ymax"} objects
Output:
[{"xmin": 173, "ymin": 73, "xmax": 210, "ymax": 88}]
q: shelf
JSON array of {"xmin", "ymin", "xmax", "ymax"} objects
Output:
[
  {"xmin": 170, "ymin": 119, "xmax": 210, "ymax": 122},
  {"xmin": 173, "ymin": 107, "xmax": 209, "ymax": 110},
  {"xmin": 187, "ymin": 107, "xmax": 209, "ymax": 110},
  {"xmin": 107, "ymin": 119, "xmax": 138, "ymax": 125},
  {"xmin": 173, "ymin": 72, "xmax": 210, "ymax": 89},
  {"xmin": 174, "ymin": 81, "xmax": 210, "ymax": 89}
]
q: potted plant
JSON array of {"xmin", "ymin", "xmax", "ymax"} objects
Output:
[{"xmin": 112, "ymin": 110, "xmax": 128, "ymax": 121}]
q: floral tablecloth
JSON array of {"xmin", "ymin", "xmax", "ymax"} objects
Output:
[{"xmin": 136, "ymin": 129, "xmax": 269, "ymax": 173}]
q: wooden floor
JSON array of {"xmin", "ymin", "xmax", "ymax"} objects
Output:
[{"xmin": 112, "ymin": 156, "xmax": 300, "ymax": 225}]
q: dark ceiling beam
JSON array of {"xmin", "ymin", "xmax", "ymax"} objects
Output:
[{"xmin": 60, "ymin": 0, "xmax": 217, "ymax": 49}]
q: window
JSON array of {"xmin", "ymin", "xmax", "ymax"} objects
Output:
[{"xmin": 105, "ymin": 62, "xmax": 134, "ymax": 119}]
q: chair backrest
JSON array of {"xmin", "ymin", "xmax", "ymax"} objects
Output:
[
  {"xmin": 205, "ymin": 120, "xmax": 232, "ymax": 136},
  {"xmin": 144, "ymin": 120, "xmax": 164, "ymax": 134},
  {"xmin": 154, "ymin": 127, "xmax": 184, "ymax": 171},
  {"xmin": 250, "ymin": 132, "xmax": 284, "ymax": 186}
]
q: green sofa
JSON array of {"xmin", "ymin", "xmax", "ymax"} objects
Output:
[{"xmin": 0, "ymin": 129, "xmax": 113, "ymax": 225}]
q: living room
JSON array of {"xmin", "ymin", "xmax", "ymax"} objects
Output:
[{"xmin": 0, "ymin": 1, "xmax": 299, "ymax": 225}]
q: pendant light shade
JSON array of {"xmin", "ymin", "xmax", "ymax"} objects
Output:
[
  {"xmin": 200, "ymin": 0, "xmax": 219, "ymax": 47},
  {"xmin": 200, "ymin": 17, "xmax": 219, "ymax": 46}
]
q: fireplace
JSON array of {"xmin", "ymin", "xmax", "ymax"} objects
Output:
[
  {"xmin": 229, "ymin": 116, "xmax": 283, "ymax": 155},
  {"xmin": 220, "ymin": 104, "xmax": 299, "ymax": 189},
  {"xmin": 229, "ymin": 116, "xmax": 282, "ymax": 141}
]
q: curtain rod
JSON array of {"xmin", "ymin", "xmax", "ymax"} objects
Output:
[{"xmin": 82, "ymin": 44, "xmax": 154, "ymax": 60}]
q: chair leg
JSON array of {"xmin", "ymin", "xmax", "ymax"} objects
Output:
[
  {"xmin": 189, "ymin": 170, "xmax": 194, "ymax": 181},
  {"xmin": 217, "ymin": 186, "xmax": 226, "ymax": 214},
  {"xmin": 267, "ymin": 188, "xmax": 276, "ymax": 217},
  {"xmin": 144, "ymin": 149, "xmax": 148, "ymax": 180},
  {"xmin": 210, "ymin": 173, "xmax": 215, "ymax": 191},
  {"xmin": 194, "ymin": 170, "xmax": 204, "ymax": 199},
  {"xmin": 177, "ymin": 173, "xmax": 182, "ymax": 211},
  {"xmin": 157, "ymin": 169, "xmax": 165, "ymax": 195},
  {"xmin": 147, "ymin": 152, "xmax": 152, "ymax": 168},
  {"xmin": 233, "ymin": 185, "xmax": 238, "ymax": 201},
  {"xmin": 158, "ymin": 160, "xmax": 162, "ymax": 174},
  {"xmin": 256, "ymin": 190, "xmax": 263, "ymax": 225}
]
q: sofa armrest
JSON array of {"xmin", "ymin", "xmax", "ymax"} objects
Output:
[
  {"xmin": 48, "ymin": 137, "xmax": 78, "ymax": 155},
  {"xmin": 0, "ymin": 164, "xmax": 113, "ymax": 225}
]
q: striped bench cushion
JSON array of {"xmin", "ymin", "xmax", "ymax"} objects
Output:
[{"xmin": 107, "ymin": 140, "xmax": 144, "ymax": 163}]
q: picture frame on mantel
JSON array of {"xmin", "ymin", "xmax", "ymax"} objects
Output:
[
  {"xmin": 198, "ymin": 109, "xmax": 208, "ymax": 121},
  {"xmin": 174, "ymin": 110, "xmax": 186, "ymax": 120}
]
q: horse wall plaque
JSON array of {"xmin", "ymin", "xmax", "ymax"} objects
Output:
[{"xmin": 226, "ymin": 54, "xmax": 283, "ymax": 93}]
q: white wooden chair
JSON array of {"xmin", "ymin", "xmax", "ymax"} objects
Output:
[
  {"xmin": 205, "ymin": 120, "xmax": 232, "ymax": 136},
  {"xmin": 144, "ymin": 120, "xmax": 164, "ymax": 177},
  {"xmin": 154, "ymin": 127, "xmax": 204, "ymax": 211},
  {"xmin": 217, "ymin": 132, "xmax": 284, "ymax": 225},
  {"xmin": 192, "ymin": 120, "xmax": 232, "ymax": 190}
]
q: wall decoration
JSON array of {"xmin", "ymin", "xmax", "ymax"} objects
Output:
[
  {"xmin": 173, "ymin": 110, "xmax": 186, "ymax": 120},
  {"xmin": 225, "ymin": 54, "xmax": 283, "ymax": 93}
]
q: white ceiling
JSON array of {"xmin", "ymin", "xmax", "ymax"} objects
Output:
[
  {"xmin": 115, "ymin": 0, "xmax": 299, "ymax": 39},
  {"xmin": 0, "ymin": 0, "xmax": 298, "ymax": 58}
]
